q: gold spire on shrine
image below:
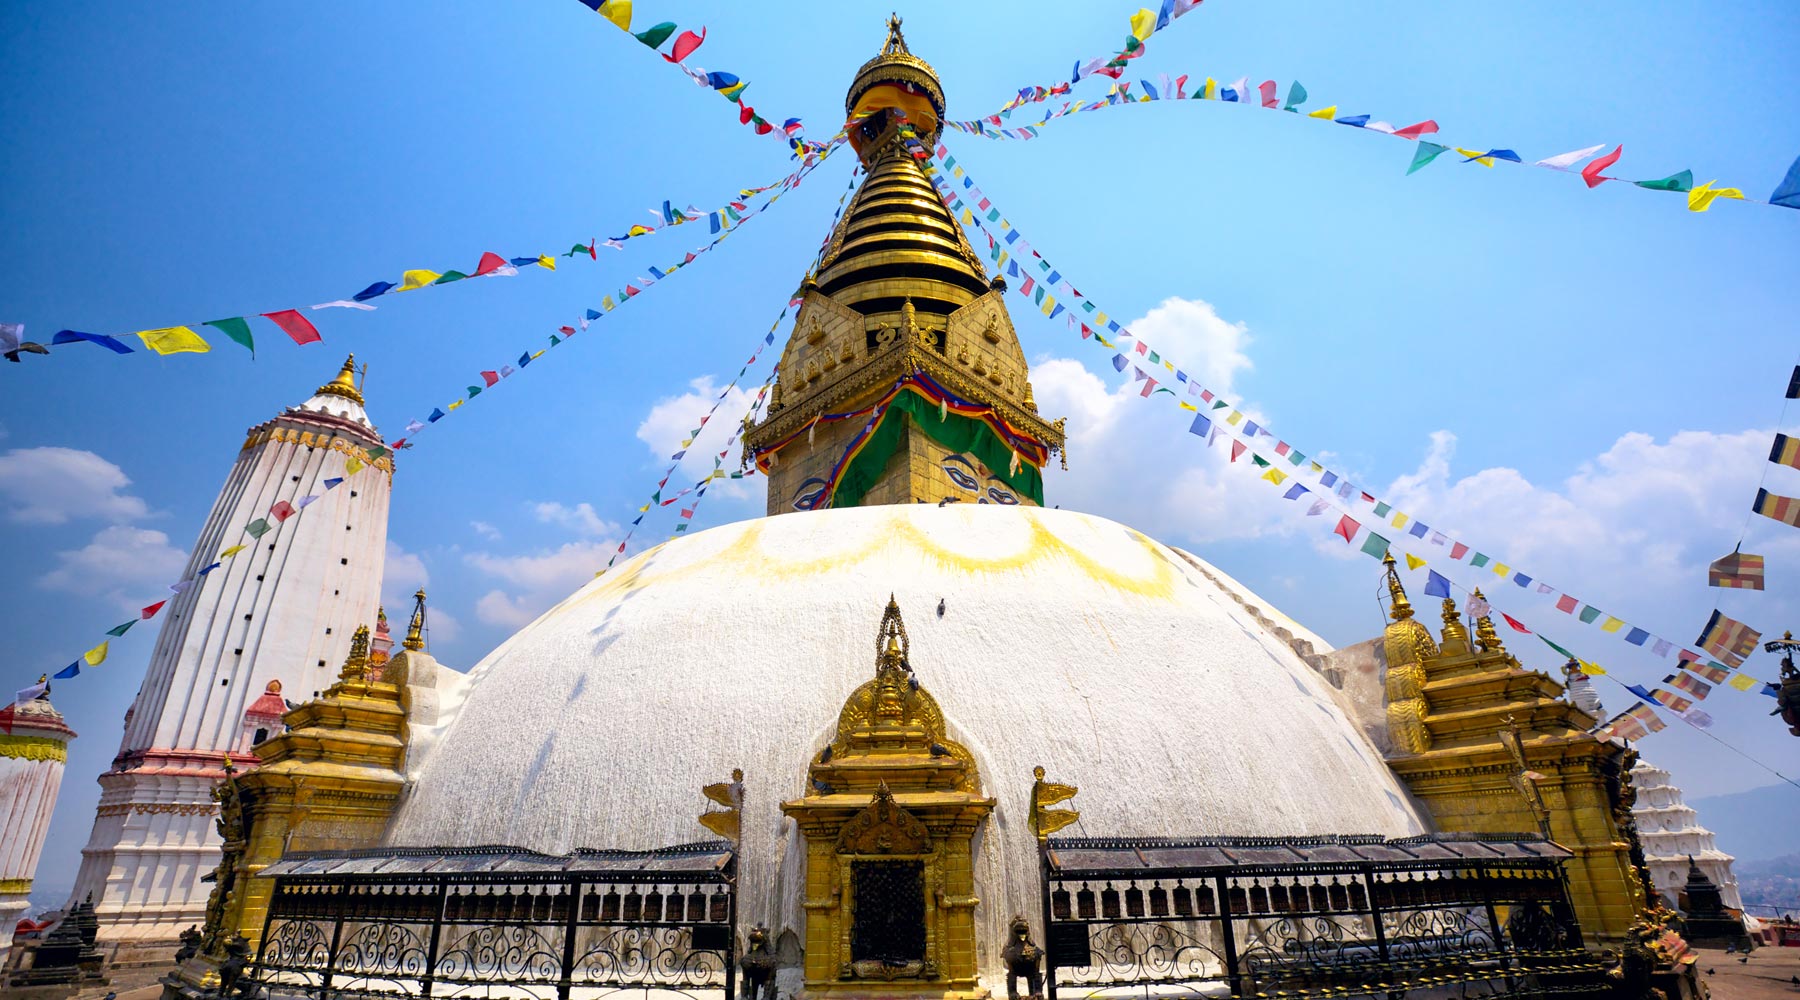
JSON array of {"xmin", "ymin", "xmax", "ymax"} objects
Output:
[
  {"xmin": 1440, "ymin": 596, "xmax": 1471, "ymax": 655},
  {"xmin": 1382, "ymin": 551, "xmax": 1415, "ymax": 621},
  {"xmin": 403, "ymin": 588, "xmax": 427, "ymax": 651},
  {"xmin": 314, "ymin": 354, "xmax": 365, "ymax": 406},
  {"xmin": 1471, "ymin": 588, "xmax": 1507, "ymax": 654}
]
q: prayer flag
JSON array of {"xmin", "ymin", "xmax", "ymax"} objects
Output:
[
  {"xmin": 1687, "ymin": 181, "xmax": 1745, "ymax": 212},
  {"xmin": 203, "ymin": 317, "xmax": 256, "ymax": 356},
  {"xmin": 1771, "ymin": 433, "xmax": 1800, "ymax": 469},
  {"xmin": 270, "ymin": 500, "xmax": 296, "ymax": 522},
  {"xmin": 52, "ymin": 329, "xmax": 133, "ymax": 354},
  {"xmin": 1307, "ymin": 105, "xmax": 1338, "ymax": 120},
  {"xmin": 345, "ymin": 456, "xmax": 365, "ymax": 475},
  {"xmin": 1513, "ymin": 572, "xmax": 1531, "ymax": 588},
  {"xmin": 1534, "ymin": 144, "xmax": 1606, "ymax": 169},
  {"xmin": 246, "ymin": 517, "xmax": 271, "ymax": 538},
  {"xmin": 1501, "ymin": 614, "xmax": 1532, "ymax": 634},
  {"xmin": 1230, "ymin": 440, "xmax": 1246, "ymax": 462},
  {"xmin": 1651, "ymin": 690, "xmax": 1694, "ymax": 714},
  {"xmin": 595, "ymin": 0, "xmax": 631, "ymax": 31},
  {"xmin": 1686, "ymin": 661, "xmax": 1730, "ymax": 684},
  {"xmin": 481, "ymin": 370, "xmax": 500, "ymax": 387},
  {"xmin": 14, "ymin": 679, "xmax": 50, "ymax": 706},
  {"xmin": 1334, "ymin": 515, "xmax": 1359, "ymax": 543},
  {"xmin": 1360, "ymin": 532, "xmax": 1391, "ymax": 559},
  {"xmin": 1407, "ymin": 142, "xmax": 1449, "ymax": 174},
  {"xmin": 1772, "ymin": 153, "xmax": 1800, "ymax": 209},
  {"xmin": 1306, "ymin": 499, "xmax": 1330, "ymax": 516},
  {"xmin": 428, "ymin": 408, "xmax": 445, "ymax": 423},
  {"xmin": 1627, "ymin": 702, "xmax": 1667, "ymax": 734},
  {"xmin": 1283, "ymin": 81, "xmax": 1307, "ymax": 111},
  {"xmin": 1634, "ymin": 170, "xmax": 1693, "ymax": 192},
  {"xmin": 1373, "ymin": 502, "xmax": 1392, "ymax": 517},
  {"xmin": 1471, "ymin": 553, "xmax": 1489, "ymax": 568},
  {"xmin": 1556, "ymin": 594, "xmax": 1578, "ymax": 614},
  {"xmin": 1579, "ymin": 605, "xmax": 1602, "ymax": 624},
  {"xmin": 633, "ymin": 22, "xmax": 676, "ymax": 48},
  {"xmin": 665, "ymin": 28, "xmax": 705, "ymax": 63},
  {"xmin": 1393, "ymin": 120, "xmax": 1439, "ymax": 139},
  {"xmin": 1404, "ymin": 553, "xmax": 1426, "ymax": 570},
  {"xmin": 398, "ymin": 269, "xmax": 440, "ymax": 291},
  {"xmin": 1728, "ymin": 672, "xmax": 1759, "ymax": 692},
  {"xmin": 353, "ymin": 280, "xmax": 395, "ymax": 301},
  {"xmin": 262, "ymin": 310, "xmax": 322, "ymax": 346},
  {"xmin": 52, "ymin": 663, "xmax": 80, "ymax": 681},
  {"xmin": 1424, "ymin": 570, "xmax": 1451, "ymax": 598},
  {"xmin": 107, "ymin": 620, "xmax": 135, "ymax": 637},
  {"xmin": 142, "ymin": 600, "xmax": 166, "ymax": 618},
  {"xmin": 1752, "ymin": 487, "xmax": 1800, "ymax": 528},
  {"xmin": 135, "ymin": 326, "xmax": 210, "ymax": 355},
  {"xmin": 1188, "ymin": 413, "xmax": 1211, "ymax": 438},
  {"xmin": 1408, "ymin": 521, "xmax": 1428, "ymax": 539},
  {"xmin": 1624, "ymin": 627, "xmax": 1649, "ymax": 646},
  {"xmin": 1708, "ymin": 549, "xmax": 1765, "ymax": 590},
  {"xmin": 1581, "ymin": 145, "xmax": 1622, "ymax": 187},
  {"xmin": 475, "ymin": 251, "xmax": 507, "ymax": 276},
  {"xmin": 1449, "ymin": 542, "xmax": 1469, "ymax": 560},
  {"xmin": 1262, "ymin": 467, "xmax": 1288, "ymax": 486},
  {"xmin": 1695, "ymin": 608, "xmax": 1761, "ymax": 667}
]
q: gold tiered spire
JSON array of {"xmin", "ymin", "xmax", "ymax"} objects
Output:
[
  {"xmin": 1440, "ymin": 596, "xmax": 1471, "ymax": 655},
  {"xmin": 1382, "ymin": 551, "xmax": 1415, "ymax": 621},
  {"xmin": 1471, "ymin": 588, "xmax": 1507, "ymax": 654},
  {"xmin": 403, "ymin": 588, "xmax": 427, "ymax": 651},
  {"xmin": 314, "ymin": 354, "xmax": 365, "ymax": 406}
]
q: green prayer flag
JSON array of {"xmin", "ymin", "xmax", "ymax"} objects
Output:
[
  {"xmin": 246, "ymin": 518, "xmax": 271, "ymax": 538},
  {"xmin": 106, "ymin": 620, "xmax": 136, "ymax": 638},
  {"xmin": 1406, "ymin": 142, "xmax": 1449, "ymax": 175},
  {"xmin": 1147, "ymin": 351, "xmax": 1160, "ymax": 364},
  {"xmin": 1633, "ymin": 169, "xmax": 1693, "ymax": 192},
  {"xmin": 1212, "ymin": 400, "xmax": 1229, "ymax": 410},
  {"xmin": 1373, "ymin": 502, "xmax": 1392, "ymax": 517},
  {"xmin": 634, "ymin": 21, "xmax": 677, "ymax": 48},
  {"xmin": 1539, "ymin": 635, "xmax": 1576, "ymax": 659},
  {"xmin": 203, "ymin": 317, "xmax": 255, "ymax": 357},
  {"xmin": 1283, "ymin": 80, "xmax": 1307, "ymax": 111},
  {"xmin": 366, "ymin": 446, "xmax": 388, "ymax": 460},
  {"xmin": 1252, "ymin": 455, "xmax": 1270, "ymax": 468},
  {"xmin": 1082, "ymin": 301, "xmax": 1096, "ymax": 313},
  {"xmin": 549, "ymin": 335, "xmax": 561, "ymax": 346},
  {"xmin": 433, "ymin": 270, "xmax": 469, "ymax": 284},
  {"xmin": 1578, "ymin": 605, "xmax": 1603, "ymax": 625},
  {"xmin": 1470, "ymin": 553, "xmax": 1489, "ymax": 567},
  {"xmin": 1360, "ymin": 531, "xmax": 1391, "ymax": 559},
  {"xmin": 1289, "ymin": 451, "xmax": 1307, "ymax": 466},
  {"xmin": 467, "ymin": 386, "xmax": 482, "ymax": 397}
]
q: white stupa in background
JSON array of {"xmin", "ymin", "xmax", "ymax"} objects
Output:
[{"xmin": 1631, "ymin": 759, "xmax": 1745, "ymax": 914}]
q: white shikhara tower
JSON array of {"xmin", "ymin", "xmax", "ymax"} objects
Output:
[
  {"xmin": 69, "ymin": 357, "xmax": 393, "ymax": 947},
  {"xmin": 1631, "ymin": 759, "xmax": 1745, "ymax": 914},
  {"xmin": 0, "ymin": 688, "xmax": 76, "ymax": 968}
]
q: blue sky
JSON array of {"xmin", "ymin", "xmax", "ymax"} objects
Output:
[{"xmin": 4, "ymin": 1, "xmax": 1798, "ymax": 895}]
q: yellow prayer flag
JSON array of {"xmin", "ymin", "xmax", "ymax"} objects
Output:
[
  {"xmin": 345, "ymin": 457, "xmax": 365, "ymax": 476},
  {"xmin": 1262, "ymin": 467, "xmax": 1288, "ymax": 486},
  {"xmin": 1405, "ymin": 553, "xmax": 1426, "ymax": 571},
  {"xmin": 447, "ymin": 400, "xmax": 463, "ymax": 411},
  {"xmin": 1600, "ymin": 617, "xmax": 1625, "ymax": 634},
  {"xmin": 1227, "ymin": 411, "xmax": 1244, "ymax": 426},
  {"xmin": 1162, "ymin": 360, "xmax": 1175, "ymax": 372},
  {"xmin": 531, "ymin": 350, "xmax": 545, "ymax": 360},
  {"xmin": 960, "ymin": 209, "xmax": 974, "ymax": 225},
  {"xmin": 1687, "ymin": 181, "xmax": 1745, "ymax": 212},
  {"xmin": 603, "ymin": 296, "xmax": 616, "ymax": 312},
  {"xmin": 596, "ymin": 0, "xmax": 631, "ymax": 31},
  {"xmin": 1178, "ymin": 402, "xmax": 1197, "ymax": 412},
  {"xmin": 1727, "ymin": 672, "xmax": 1759, "ymax": 691},
  {"xmin": 135, "ymin": 326, "xmax": 211, "ymax": 356},
  {"xmin": 1129, "ymin": 7, "xmax": 1156, "ymax": 41},
  {"xmin": 1579, "ymin": 660, "xmax": 1607, "ymax": 676},
  {"xmin": 952, "ymin": 166, "xmax": 965, "ymax": 178},
  {"xmin": 1040, "ymin": 296, "xmax": 1056, "ymax": 317},
  {"xmin": 536, "ymin": 255, "xmax": 556, "ymax": 270},
  {"xmin": 1095, "ymin": 312, "xmax": 1109, "ymax": 326},
  {"xmin": 1307, "ymin": 105, "xmax": 1338, "ymax": 120},
  {"xmin": 220, "ymin": 544, "xmax": 246, "ymax": 558},
  {"xmin": 1202, "ymin": 78, "xmax": 1217, "ymax": 100},
  {"xmin": 84, "ymin": 641, "xmax": 108, "ymax": 667},
  {"xmin": 1493, "ymin": 563, "xmax": 1509, "ymax": 577},
  {"xmin": 398, "ymin": 269, "xmax": 440, "ymax": 291},
  {"xmin": 1456, "ymin": 147, "xmax": 1496, "ymax": 167},
  {"xmin": 1310, "ymin": 462, "xmax": 1324, "ymax": 472},
  {"xmin": 1393, "ymin": 512, "xmax": 1410, "ymax": 529}
]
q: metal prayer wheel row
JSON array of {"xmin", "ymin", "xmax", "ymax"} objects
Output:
[
  {"xmin": 1051, "ymin": 867, "xmax": 1561, "ymax": 921},
  {"xmin": 269, "ymin": 880, "xmax": 732, "ymax": 925}
]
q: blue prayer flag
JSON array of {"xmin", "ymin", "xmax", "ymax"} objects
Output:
[
  {"xmin": 1188, "ymin": 412, "xmax": 1212, "ymax": 438},
  {"xmin": 1283, "ymin": 483, "xmax": 1309, "ymax": 500},
  {"xmin": 428, "ymin": 408, "xmax": 445, "ymax": 423},
  {"xmin": 1771, "ymin": 153, "xmax": 1800, "ymax": 209},
  {"xmin": 199, "ymin": 562, "xmax": 221, "ymax": 576},
  {"xmin": 1624, "ymin": 627, "xmax": 1650, "ymax": 646},
  {"xmin": 1335, "ymin": 114, "xmax": 1370, "ymax": 127},
  {"xmin": 1408, "ymin": 522, "xmax": 1428, "ymax": 538},
  {"xmin": 354, "ymin": 280, "xmax": 396, "ymax": 302},
  {"xmin": 52, "ymin": 329, "xmax": 133, "ymax": 354},
  {"xmin": 324, "ymin": 477, "xmax": 344, "ymax": 489},
  {"xmin": 586, "ymin": 309, "xmax": 602, "ymax": 320},
  {"xmin": 1424, "ymin": 570, "xmax": 1452, "ymax": 598},
  {"xmin": 518, "ymin": 352, "xmax": 531, "ymax": 368},
  {"xmin": 1321, "ymin": 471, "xmax": 1338, "ymax": 488},
  {"xmin": 1112, "ymin": 353, "xmax": 1129, "ymax": 372},
  {"xmin": 1627, "ymin": 684, "xmax": 1656, "ymax": 701},
  {"xmin": 54, "ymin": 662, "xmax": 80, "ymax": 679},
  {"xmin": 1513, "ymin": 573, "xmax": 1531, "ymax": 588}
]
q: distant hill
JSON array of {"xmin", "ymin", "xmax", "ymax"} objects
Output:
[{"xmin": 1689, "ymin": 783, "xmax": 1800, "ymax": 862}]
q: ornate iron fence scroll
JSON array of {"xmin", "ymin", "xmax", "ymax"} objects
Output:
[
  {"xmin": 251, "ymin": 842, "xmax": 736, "ymax": 1000},
  {"xmin": 1039, "ymin": 833, "xmax": 1608, "ymax": 998}
]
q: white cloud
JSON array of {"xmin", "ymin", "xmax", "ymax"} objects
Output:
[
  {"xmin": 470, "ymin": 520, "xmax": 502, "ymax": 541},
  {"xmin": 384, "ymin": 541, "xmax": 429, "ymax": 594},
  {"xmin": 38, "ymin": 525, "xmax": 186, "ymax": 606},
  {"xmin": 475, "ymin": 589, "xmax": 541, "ymax": 628},
  {"xmin": 531, "ymin": 502, "xmax": 614, "ymax": 538},
  {"xmin": 635, "ymin": 375, "xmax": 758, "ymax": 492},
  {"xmin": 466, "ymin": 540, "xmax": 617, "ymax": 594},
  {"xmin": 1112, "ymin": 296, "xmax": 1253, "ymax": 398},
  {"xmin": 0, "ymin": 447, "xmax": 152, "ymax": 524},
  {"xmin": 422, "ymin": 606, "xmax": 462, "ymax": 644}
]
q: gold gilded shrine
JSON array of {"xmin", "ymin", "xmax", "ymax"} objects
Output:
[
  {"xmin": 781, "ymin": 598, "xmax": 994, "ymax": 999},
  {"xmin": 1376, "ymin": 556, "xmax": 1648, "ymax": 945},
  {"xmin": 744, "ymin": 18, "xmax": 1063, "ymax": 514}
]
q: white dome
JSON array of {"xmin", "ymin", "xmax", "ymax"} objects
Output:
[
  {"xmin": 292, "ymin": 392, "xmax": 374, "ymax": 432},
  {"xmin": 391, "ymin": 504, "xmax": 1424, "ymax": 975}
]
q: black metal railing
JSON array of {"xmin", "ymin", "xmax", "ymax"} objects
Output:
[
  {"xmin": 251, "ymin": 843, "xmax": 736, "ymax": 1000},
  {"xmin": 1040, "ymin": 833, "xmax": 1607, "ymax": 998}
]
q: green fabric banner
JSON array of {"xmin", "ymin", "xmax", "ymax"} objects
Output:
[
  {"xmin": 203, "ymin": 317, "xmax": 255, "ymax": 356},
  {"xmin": 830, "ymin": 391, "xmax": 1045, "ymax": 508}
]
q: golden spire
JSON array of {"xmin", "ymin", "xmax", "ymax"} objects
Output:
[
  {"xmin": 1471, "ymin": 588, "xmax": 1506, "ymax": 654},
  {"xmin": 403, "ymin": 588, "xmax": 427, "ymax": 651},
  {"xmin": 314, "ymin": 354, "xmax": 365, "ymax": 406},
  {"xmin": 1440, "ymin": 596, "xmax": 1471, "ymax": 653},
  {"xmin": 1382, "ymin": 551, "xmax": 1414, "ymax": 622},
  {"xmin": 876, "ymin": 593, "xmax": 909, "ymax": 671},
  {"xmin": 337, "ymin": 624, "xmax": 371, "ymax": 686}
]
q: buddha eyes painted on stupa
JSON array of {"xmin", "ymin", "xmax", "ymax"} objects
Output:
[
  {"xmin": 792, "ymin": 477, "xmax": 830, "ymax": 512},
  {"xmin": 942, "ymin": 455, "xmax": 979, "ymax": 492}
]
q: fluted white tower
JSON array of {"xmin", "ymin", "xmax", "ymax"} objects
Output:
[
  {"xmin": 0, "ymin": 686, "xmax": 77, "ymax": 968},
  {"xmin": 68, "ymin": 356, "xmax": 393, "ymax": 950},
  {"xmin": 1631, "ymin": 758, "xmax": 1745, "ymax": 913}
]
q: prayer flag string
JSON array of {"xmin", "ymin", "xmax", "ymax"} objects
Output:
[{"xmin": 920, "ymin": 137, "xmax": 1784, "ymax": 717}]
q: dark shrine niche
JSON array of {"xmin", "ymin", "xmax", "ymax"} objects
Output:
[{"xmin": 851, "ymin": 859, "xmax": 925, "ymax": 964}]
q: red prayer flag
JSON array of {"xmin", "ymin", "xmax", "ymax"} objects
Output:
[
  {"xmin": 480, "ymin": 370, "xmax": 499, "ymax": 387},
  {"xmin": 1274, "ymin": 442, "xmax": 1290, "ymax": 456},
  {"xmin": 679, "ymin": 507, "xmax": 695, "ymax": 519},
  {"xmin": 270, "ymin": 500, "xmax": 296, "ymax": 522},
  {"xmin": 262, "ymin": 309, "xmax": 322, "ymax": 346},
  {"xmin": 559, "ymin": 326, "xmax": 576, "ymax": 335},
  {"xmin": 664, "ymin": 27, "xmax": 705, "ymax": 62},
  {"xmin": 1449, "ymin": 542, "xmax": 1469, "ymax": 560},
  {"xmin": 474, "ymin": 252, "xmax": 506, "ymax": 276},
  {"xmin": 1393, "ymin": 120, "xmax": 1439, "ymax": 140},
  {"xmin": 753, "ymin": 119, "xmax": 774, "ymax": 135},
  {"xmin": 1581, "ymin": 144, "xmax": 1622, "ymax": 188},
  {"xmin": 1500, "ymin": 613, "xmax": 1532, "ymax": 634},
  {"xmin": 1230, "ymin": 440, "xmax": 1246, "ymax": 462},
  {"xmin": 142, "ymin": 600, "xmax": 167, "ymax": 619},
  {"xmin": 1556, "ymin": 594, "xmax": 1579, "ymax": 614},
  {"xmin": 1334, "ymin": 515, "xmax": 1359, "ymax": 543},
  {"xmin": 739, "ymin": 104, "xmax": 755, "ymax": 125}
]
